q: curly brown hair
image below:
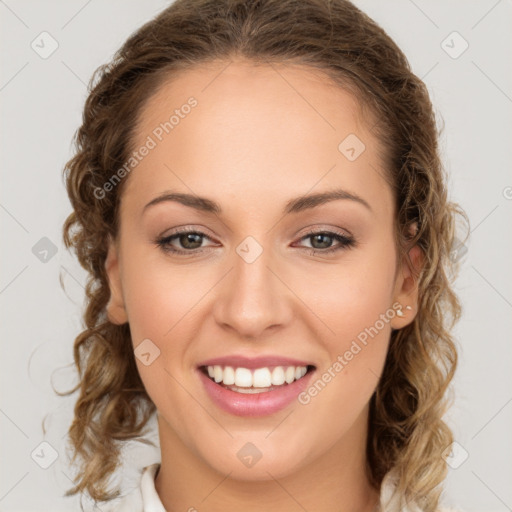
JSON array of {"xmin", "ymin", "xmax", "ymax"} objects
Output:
[{"xmin": 59, "ymin": 0, "xmax": 470, "ymax": 510}]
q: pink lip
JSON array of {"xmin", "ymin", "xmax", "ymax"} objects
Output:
[
  {"xmin": 197, "ymin": 366, "xmax": 316, "ymax": 417},
  {"xmin": 197, "ymin": 355, "xmax": 313, "ymax": 370}
]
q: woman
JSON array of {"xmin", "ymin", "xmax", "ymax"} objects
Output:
[{"xmin": 60, "ymin": 0, "xmax": 469, "ymax": 511}]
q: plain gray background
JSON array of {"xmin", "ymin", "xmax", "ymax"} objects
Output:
[{"xmin": 1, "ymin": 1, "xmax": 511, "ymax": 511}]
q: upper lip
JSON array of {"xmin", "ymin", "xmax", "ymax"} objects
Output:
[{"xmin": 197, "ymin": 355, "xmax": 315, "ymax": 370}]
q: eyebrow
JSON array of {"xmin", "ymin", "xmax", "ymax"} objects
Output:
[{"xmin": 143, "ymin": 188, "xmax": 372, "ymax": 215}]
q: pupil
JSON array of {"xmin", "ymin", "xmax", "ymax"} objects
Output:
[
  {"xmin": 312, "ymin": 234, "xmax": 331, "ymax": 249},
  {"xmin": 181, "ymin": 233, "xmax": 202, "ymax": 249}
]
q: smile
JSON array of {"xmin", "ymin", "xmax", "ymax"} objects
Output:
[
  {"xmin": 202, "ymin": 364, "xmax": 311, "ymax": 392},
  {"xmin": 197, "ymin": 362, "xmax": 316, "ymax": 416}
]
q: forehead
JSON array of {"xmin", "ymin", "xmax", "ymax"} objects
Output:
[
  {"xmin": 123, "ymin": 59, "xmax": 393, "ymax": 220},
  {"xmin": 135, "ymin": 59, "xmax": 370, "ymax": 146}
]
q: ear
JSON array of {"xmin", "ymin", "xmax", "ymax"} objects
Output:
[
  {"xmin": 391, "ymin": 234, "xmax": 425, "ymax": 330},
  {"xmin": 104, "ymin": 235, "xmax": 128, "ymax": 325}
]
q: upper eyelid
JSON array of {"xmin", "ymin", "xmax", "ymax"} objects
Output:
[{"xmin": 161, "ymin": 222, "xmax": 352, "ymax": 236}]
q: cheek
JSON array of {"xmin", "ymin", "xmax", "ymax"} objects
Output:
[
  {"xmin": 299, "ymin": 240, "xmax": 396, "ymax": 348},
  {"xmin": 119, "ymin": 247, "xmax": 218, "ymax": 393},
  {"xmin": 297, "ymin": 239, "xmax": 397, "ymax": 411},
  {"xmin": 119, "ymin": 251, "xmax": 199, "ymax": 411},
  {"xmin": 120, "ymin": 245, "xmax": 198, "ymax": 339}
]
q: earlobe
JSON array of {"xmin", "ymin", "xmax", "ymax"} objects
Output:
[{"xmin": 104, "ymin": 236, "xmax": 128, "ymax": 325}]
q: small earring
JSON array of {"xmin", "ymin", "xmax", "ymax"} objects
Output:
[{"xmin": 396, "ymin": 305, "xmax": 413, "ymax": 317}]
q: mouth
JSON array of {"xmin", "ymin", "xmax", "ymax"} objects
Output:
[
  {"xmin": 197, "ymin": 362, "xmax": 316, "ymax": 417},
  {"xmin": 199, "ymin": 364, "xmax": 316, "ymax": 394}
]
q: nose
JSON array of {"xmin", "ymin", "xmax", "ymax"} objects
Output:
[{"xmin": 212, "ymin": 244, "xmax": 293, "ymax": 340}]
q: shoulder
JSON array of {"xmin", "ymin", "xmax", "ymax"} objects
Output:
[
  {"xmin": 97, "ymin": 463, "xmax": 162, "ymax": 512},
  {"xmin": 379, "ymin": 470, "xmax": 464, "ymax": 512}
]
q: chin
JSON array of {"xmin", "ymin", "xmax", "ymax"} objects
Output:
[{"xmin": 200, "ymin": 436, "xmax": 311, "ymax": 481}]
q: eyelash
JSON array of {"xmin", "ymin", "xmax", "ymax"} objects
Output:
[{"xmin": 155, "ymin": 227, "xmax": 356, "ymax": 257}]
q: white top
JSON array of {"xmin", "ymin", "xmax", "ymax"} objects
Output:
[{"xmin": 101, "ymin": 463, "xmax": 461, "ymax": 512}]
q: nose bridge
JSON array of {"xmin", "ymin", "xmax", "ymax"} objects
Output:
[{"xmin": 213, "ymin": 236, "xmax": 291, "ymax": 338}]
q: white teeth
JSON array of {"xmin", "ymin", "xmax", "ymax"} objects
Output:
[
  {"xmin": 235, "ymin": 368, "xmax": 252, "ymax": 387},
  {"xmin": 271, "ymin": 367, "xmax": 285, "ymax": 385},
  {"xmin": 223, "ymin": 366, "xmax": 235, "ymax": 385},
  {"xmin": 205, "ymin": 364, "xmax": 309, "ymax": 388},
  {"xmin": 213, "ymin": 365, "xmax": 223, "ymax": 383},
  {"xmin": 285, "ymin": 366, "xmax": 295, "ymax": 384},
  {"xmin": 253, "ymin": 368, "xmax": 272, "ymax": 388}
]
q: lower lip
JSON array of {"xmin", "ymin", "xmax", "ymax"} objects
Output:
[{"xmin": 197, "ymin": 367, "xmax": 315, "ymax": 417}]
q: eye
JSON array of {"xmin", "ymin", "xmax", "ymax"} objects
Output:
[
  {"xmin": 155, "ymin": 227, "xmax": 356, "ymax": 256},
  {"xmin": 296, "ymin": 229, "xmax": 356, "ymax": 255},
  {"xmin": 156, "ymin": 227, "xmax": 216, "ymax": 255}
]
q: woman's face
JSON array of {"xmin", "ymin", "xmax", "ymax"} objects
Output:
[{"xmin": 105, "ymin": 59, "xmax": 419, "ymax": 480}]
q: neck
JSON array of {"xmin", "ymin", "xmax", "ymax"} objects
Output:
[{"xmin": 155, "ymin": 407, "xmax": 380, "ymax": 512}]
